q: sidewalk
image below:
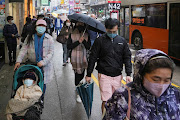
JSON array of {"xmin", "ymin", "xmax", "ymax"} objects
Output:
[
  {"xmin": 0, "ymin": 64, "xmax": 14, "ymax": 120},
  {"xmin": 0, "ymin": 33, "xmax": 102, "ymax": 120}
]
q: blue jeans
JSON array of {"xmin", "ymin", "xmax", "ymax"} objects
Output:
[
  {"xmin": 56, "ymin": 27, "xmax": 61, "ymax": 36},
  {"xmin": 62, "ymin": 44, "xmax": 68, "ymax": 63}
]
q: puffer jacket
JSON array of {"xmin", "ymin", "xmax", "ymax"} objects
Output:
[
  {"xmin": 3, "ymin": 23, "xmax": 18, "ymax": 44},
  {"xmin": 87, "ymin": 34, "xmax": 132, "ymax": 77},
  {"xmin": 103, "ymin": 49, "xmax": 180, "ymax": 120}
]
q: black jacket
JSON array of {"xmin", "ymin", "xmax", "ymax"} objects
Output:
[
  {"xmin": 21, "ymin": 22, "xmax": 33, "ymax": 42},
  {"xmin": 3, "ymin": 23, "xmax": 18, "ymax": 44},
  {"xmin": 87, "ymin": 34, "xmax": 132, "ymax": 77}
]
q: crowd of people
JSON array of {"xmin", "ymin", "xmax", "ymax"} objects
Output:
[{"xmin": 3, "ymin": 12, "xmax": 180, "ymax": 120}]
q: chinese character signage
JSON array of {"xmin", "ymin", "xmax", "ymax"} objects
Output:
[
  {"xmin": 9, "ymin": 0, "xmax": 24, "ymax": 2},
  {"xmin": 0, "ymin": 0, "xmax": 5, "ymax": 39},
  {"xmin": 41, "ymin": 0, "xmax": 49, "ymax": 6},
  {"xmin": 74, "ymin": 0, "xmax": 80, "ymax": 4},
  {"xmin": 108, "ymin": 1, "xmax": 121, "ymax": 10},
  {"xmin": 132, "ymin": 18, "xmax": 145, "ymax": 24}
]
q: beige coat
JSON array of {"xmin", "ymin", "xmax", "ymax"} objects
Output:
[{"xmin": 14, "ymin": 85, "xmax": 42, "ymax": 101}]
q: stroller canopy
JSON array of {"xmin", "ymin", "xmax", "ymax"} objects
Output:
[{"xmin": 13, "ymin": 65, "xmax": 44, "ymax": 91}]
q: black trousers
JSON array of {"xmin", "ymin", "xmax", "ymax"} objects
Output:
[
  {"xmin": 75, "ymin": 70, "xmax": 85, "ymax": 86},
  {"xmin": 7, "ymin": 43, "xmax": 17, "ymax": 62}
]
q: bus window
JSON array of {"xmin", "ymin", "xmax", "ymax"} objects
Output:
[
  {"xmin": 120, "ymin": 8, "xmax": 124, "ymax": 37},
  {"xmin": 131, "ymin": 5, "xmax": 146, "ymax": 26},
  {"xmin": 146, "ymin": 3, "xmax": 167, "ymax": 29},
  {"xmin": 125, "ymin": 8, "xmax": 129, "ymax": 40},
  {"xmin": 132, "ymin": 5, "xmax": 145, "ymax": 17}
]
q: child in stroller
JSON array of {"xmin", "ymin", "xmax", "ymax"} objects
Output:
[{"xmin": 6, "ymin": 69, "xmax": 43, "ymax": 120}]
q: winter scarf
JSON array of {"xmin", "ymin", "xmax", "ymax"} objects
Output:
[{"xmin": 71, "ymin": 29, "xmax": 88, "ymax": 74}]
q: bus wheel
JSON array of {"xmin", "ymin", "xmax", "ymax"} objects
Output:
[{"xmin": 133, "ymin": 32, "xmax": 143, "ymax": 50}]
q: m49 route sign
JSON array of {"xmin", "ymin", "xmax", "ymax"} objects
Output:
[{"xmin": 108, "ymin": 1, "xmax": 121, "ymax": 10}]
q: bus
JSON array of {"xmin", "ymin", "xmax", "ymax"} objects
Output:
[{"xmin": 119, "ymin": 0, "xmax": 180, "ymax": 60}]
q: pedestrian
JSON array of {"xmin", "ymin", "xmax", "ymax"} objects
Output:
[
  {"xmin": 14, "ymin": 19, "xmax": 54, "ymax": 96},
  {"xmin": 32, "ymin": 16, "xmax": 37, "ymax": 21},
  {"xmin": 44, "ymin": 14, "xmax": 51, "ymax": 35},
  {"xmin": 88, "ymin": 14, "xmax": 100, "ymax": 46},
  {"xmin": 3, "ymin": 16, "xmax": 19, "ymax": 66},
  {"xmin": 55, "ymin": 14, "xmax": 63, "ymax": 36},
  {"xmin": 85, "ymin": 18, "xmax": 132, "ymax": 113},
  {"xmin": 49, "ymin": 15, "xmax": 54, "ymax": 36},
  {"xmin": 57, "ymin": 19, "xmax": 73, "ymax": 66},
  {"xmin": 67, "ymin": 21, "xmax": 91, "ymax": 103},
  {"xmin": 21, "ymin": 17, "xmax": 32, "ymax": 43},
  {"xmin": 103, "ymin": 49, "xmax": 180, "ymax": 120}
]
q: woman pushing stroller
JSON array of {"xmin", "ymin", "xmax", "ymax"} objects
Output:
[{"xmin": 14, "ymin": 19, "xmax": 54, "ymax": 93}]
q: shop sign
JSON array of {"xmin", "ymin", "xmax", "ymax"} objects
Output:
[
  {"xmin": 0, "ymin": 0, "xmax": 5, "ymax": 40},
  {"xmin": 74, "ymin": 0, "xmax": 80, "ymax": 4},
  {"xmin": 41, "ymin": 0, "xmax": 49, "ymax": 6},
  {"xmin": 9, "ymin": 0, "xmax": 24, "ymax": 2},
  {"xmin": 108, "ymin": 1, "xmax": 121, "ymax": 10}
]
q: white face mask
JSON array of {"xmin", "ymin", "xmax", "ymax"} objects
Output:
[
  {"xmin": 11, "ymin": 20, "xmax": 14, "ymax": 23},
  {"xmin": 24, "ymin": 79, "xmax": 34, "ymax": 87},
  {"xmin": 66, "ymin": 23, "xmax": 70, "ymax": 27}
]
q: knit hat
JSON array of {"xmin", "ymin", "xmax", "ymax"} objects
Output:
[
  {"xmin": 23, "ymin": 71, "xmax": 36, "ymax": 81},
  {"xmin": 36, "ymin": 19, "xmax": 47, "ymax": 26}
]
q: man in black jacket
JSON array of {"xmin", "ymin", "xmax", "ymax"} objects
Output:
[
  {"xmin": 21, "ymin": 17, "xmax": 32, "ymax": 43},
  {"xmin": 3, "ymin": 16, "xmax": 18, "ymax": 66},
  {"xmin": 85, "ymin": 18, "xmax": 132, "ymax": 113}
]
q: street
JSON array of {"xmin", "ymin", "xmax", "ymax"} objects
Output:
[{"xmin": 0, "ymin": 33, "xmax": 180, "ymax": 120}]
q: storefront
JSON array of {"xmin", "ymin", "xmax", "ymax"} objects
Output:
[{"xmin": 0, "ymin": 0, "xmax": 5, "ymax": 68}]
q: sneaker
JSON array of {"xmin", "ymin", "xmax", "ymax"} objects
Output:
[
  {"xmin": 9, "ymin": 62, "xmax": 13, "ymax": 66},
  {"xmin": 76, "ymin": 95, "xmax": 82, "ymax": 103},
  {"xmin": 63, "ymin": 63, "xmax": 66, "ymax": 66}
]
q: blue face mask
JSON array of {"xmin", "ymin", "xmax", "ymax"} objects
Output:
[
  {"xmin": 24, "ymin": 79, "xmax": 34, "ymax": 87},
  {"xmin": 36, "ymin": 26, "xmax": 46, "ymax": 34},
  {"xmin": 107, "ymin": 33, "xmax": 117, "ymax": 38}
]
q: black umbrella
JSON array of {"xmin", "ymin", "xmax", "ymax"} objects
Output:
[{"xmin": 68, "ymin": 13, "xmax": 106, "ymax": 34}]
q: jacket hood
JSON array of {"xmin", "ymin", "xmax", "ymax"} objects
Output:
[
  {"xmin": 132, "ymin": 49, "xmax": 172, "ymax": 100},
  {"xmin": 133, "ymin": 49, "xmax": 169, "ymax": 86}
]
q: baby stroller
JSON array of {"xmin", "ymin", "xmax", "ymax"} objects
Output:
[{"xmin": 11, "ymin": 64, "xmax": 44, "ymax": 120}]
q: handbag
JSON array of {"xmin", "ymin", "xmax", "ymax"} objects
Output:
[{"xmin": 56, "ymin": 35, "xmax": 67, "ymax": 44}]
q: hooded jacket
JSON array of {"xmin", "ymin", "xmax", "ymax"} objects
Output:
[{"xmin": 103, "ymin": 49, "xmax": 180, "ymax": 120}]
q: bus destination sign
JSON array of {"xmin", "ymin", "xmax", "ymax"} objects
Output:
[
  {"xmin": 108, "ymin": 1, "xmax": 121, "ymax": 10},
  {"xmin": 132, "ymin": 17, "xmax": 145, "ymax": 24}
]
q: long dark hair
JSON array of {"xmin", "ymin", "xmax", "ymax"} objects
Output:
[{"xmin": 26, "ymin": 21, "xmax": 37, "ymax": 45}]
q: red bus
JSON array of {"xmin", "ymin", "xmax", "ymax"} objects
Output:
[{"xmin": 119, "ymin": 0, "xmax": 180, "ymax": 60}]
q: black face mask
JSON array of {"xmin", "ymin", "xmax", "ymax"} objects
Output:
[{"xmin": 77, "ymin": 25, "xmax": 85, "ymax": 32}]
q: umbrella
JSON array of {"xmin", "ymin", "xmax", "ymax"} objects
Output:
[
  {"xmin": 76, "ymin": 82, "xmax": 94, "ymax": 118},
  {"xmin": 54, "ymin": 9, "xmax": 69, "ymax": 14},
  {"xmin": 68, "ymin": 13, "xmax": 106, "ymax": 34},
  {"xmin": 60, "ymin": 15, "xmax": 68, "ymax": 21},
  {"xmin": 51, "ymin": 12, "xmax": 58, "ymax": 17}
]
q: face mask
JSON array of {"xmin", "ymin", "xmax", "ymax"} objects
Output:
[
  {"xmin": 24, "ymin": 79, "xmax": 34, "ymax": 87},
  {"xmin": 77, "ymin": 26, "xmax": 85, "ymax": 32},
  {"xmin": 107, "ymin": 33, "xmax": 117, "ymax": 38},
  {"xmin": 66, "ymin": 23, "xmax": 70, "ymax": 27},
  {"xmin": 143, "ymin": 77, "xmax": 170, "ymax": 97},
  {"xmin": 36, "ymin": 26, "xmax": 46, "ymax": 34},
  {"xmin": 11, "ymin": 20, "xmax": 14, "ymax": 23}
]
